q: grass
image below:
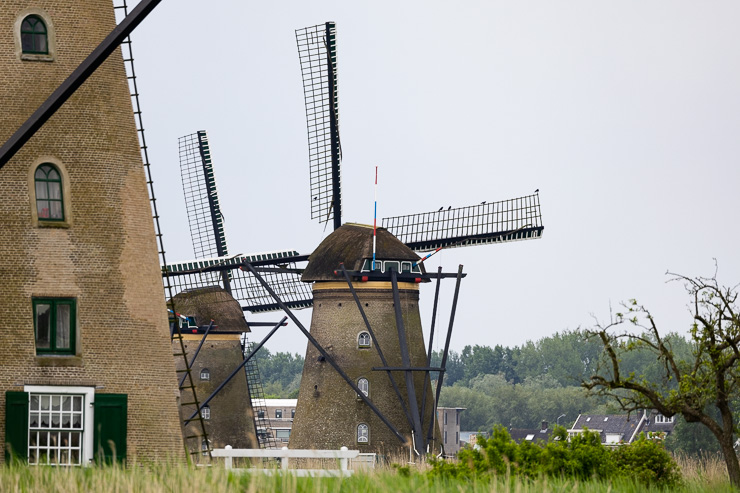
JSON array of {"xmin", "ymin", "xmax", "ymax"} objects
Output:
[{"xmin": 0, "ymin": 453, "xmax": 733, "ymax": 492}]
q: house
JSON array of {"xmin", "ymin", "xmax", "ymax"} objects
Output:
[
  {"xmin": 253, "ymin": 398, "xmax": 297, "ymax": 444},
  {"xmin": 437, "ymin": 407, "xmax": 465, "ymax": 456},
  {"xmin": 568, "ymin": 410, "xmax": 676, "ymax": 445},
  {"xmin": 510, "ymin": 420, "xmax": 555, "ymax": 444}
]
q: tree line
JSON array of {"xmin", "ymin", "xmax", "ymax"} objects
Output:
[{"xmin": 253, "ymin": 329, "xmax": 719, "ymax": 456}]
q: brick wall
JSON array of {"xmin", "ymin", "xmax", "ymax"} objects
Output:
[
  {"xmin": 0, "ymin": 1, "xmax": 185, "ymax": 462},
  {"xmin": 289, "ymin": 283, "xmax": 439, "ymax": 456},
  {"xmin": 176, "ymin": 335, "xmax": 258, "ymax": 461}
]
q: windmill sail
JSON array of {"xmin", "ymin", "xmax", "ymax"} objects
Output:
[
  {"xmin": 179, "ymin": 130, "xmax": 228, "ymax": 260},
  {"xmin": 382, "ymin": 193, "xmax": 544, "ymax": 252},
  {"xmin": 174, "ymin": 130, "xmax": 311, "ymax": 311},
  {"xmin": 164, "ymin": 252, "xmax": 314, "ymax": 313},
  {"xmin": 296, "ymin": 22, "xmax": 342, "ymax": 230}
]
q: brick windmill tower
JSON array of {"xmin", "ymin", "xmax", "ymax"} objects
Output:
[
  {"xmin": 0, "ymin": 1, "xmax": 185, "ymax": 464},
  {"xmin": 288, "ymin": 224, "xmax": 439, "ymax": 454}
]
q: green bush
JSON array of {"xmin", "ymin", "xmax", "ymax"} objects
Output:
[
  {"xmin": 429, "ymin": 425, "xmax": 681, "ymax": 489},
  {"xmin": 613, "ymin": 433, "xmax": 682, "ymax": 488}
]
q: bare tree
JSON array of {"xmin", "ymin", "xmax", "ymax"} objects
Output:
[{"xmin": 583, "ymin": 268, "xmax": 740, "ymax": 487}]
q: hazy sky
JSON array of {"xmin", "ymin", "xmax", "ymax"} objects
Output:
[{"xmin": 121, "ymin": 1, "xmax": 740, "ymax": 356}]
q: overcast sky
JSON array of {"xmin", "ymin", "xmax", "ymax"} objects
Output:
[{"xmin": 122, "ymin": 1, "xmax": 740, "ymax": 357}]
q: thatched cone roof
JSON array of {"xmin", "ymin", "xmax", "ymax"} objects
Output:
[
  {"xmin": 301, "ymin": 223, "xmax": 423, "ymax": 282},
  {"xmin": 169, "ymin": 286, "xmax": 249, "ymax": 332}
]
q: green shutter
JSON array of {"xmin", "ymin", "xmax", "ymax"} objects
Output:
[
  {"xmin": 5, "ymin": 391, "xmax": 29, "ymax": 463},
  {"xmin": 93, "ymin": 394, "xmax": 127, "ymax": 465}
]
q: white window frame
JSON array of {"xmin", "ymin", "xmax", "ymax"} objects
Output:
[
  {"xmin": 202, "ymin": 405, "xmax": 210, "ymax": 420},
  {"xmin": 357, "ymin": 377, "xmax": 369, "ymax": 397},
  {"xmin": 200, "ymin": 368, "xmax": 210, "ymax": 381},
  {"xmin": 24, "ymin": 385, "xmax": 95, "ymax": 466},
  {"xmin": 357, "ymin": 423, "xmax": 369, "ymax": 443},
  {"xmin": 357, "ymin": 331, "xmax": 371, "ymax": 348},
  {"xmin": 654, "ymin": 414, "xmax": 674, "ymax": 424}
]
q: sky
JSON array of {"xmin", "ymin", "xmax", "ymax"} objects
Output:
[{"xmin": 121, "ymin": 0, "xmax": 740, "ymax": 357}]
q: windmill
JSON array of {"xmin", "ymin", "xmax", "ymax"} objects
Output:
[
  {"xmin": 288, "ymin": 22, "xmax": 543, "ymax": 456},
  {"xmin": 162, "ymin": 21, "xmax": 543, "ymax": 457}
]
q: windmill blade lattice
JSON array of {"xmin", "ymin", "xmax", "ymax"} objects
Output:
[
  {"xmin": 295, "ymin": 22, "xmax": 342, "ymax": 229},
  {"xmin": 382, "ymin": 194, "xmax": 544, "ymax": 252},
  {"xmin": 179, "ymin": 130, "xmax": 228, "ymax": 259},
  {"xmin": 164, "ymin": 252, "xmax": 314, "ymax": 313}
]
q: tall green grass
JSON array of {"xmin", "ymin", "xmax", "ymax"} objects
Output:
[{"xmin": 0, "ymin": 455, "xmax": 732, "ymax": 493}]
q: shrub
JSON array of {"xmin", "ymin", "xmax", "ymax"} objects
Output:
[
  {"xmin": 613, "ymin": 433, "xmax": 682, "ymax": 488},
  {"xmin": 429, "ymin": 425, "xmax": 682, "ymax": 489}
]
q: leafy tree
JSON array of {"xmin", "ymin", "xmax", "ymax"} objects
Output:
[
  {"xmin": 584, "ymin": 270, "xmax": 740, "ymax": 487},
  {"xmin": 251, "ymin": 348, "xmax": 304, "ymax": 398},
  {"xmin": 665, "ymin": 415, "xmax": 721, "ymax": 455}
]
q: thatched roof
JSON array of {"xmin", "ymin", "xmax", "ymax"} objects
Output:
[
  {"xmin": 302, "ymin": 223, "xmax": 422, "ymax": 282},
  {"xmin": 169, "ymin": 286, "xmax": 249, "ymax": 332}
]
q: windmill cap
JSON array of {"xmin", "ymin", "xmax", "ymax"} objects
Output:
[
  {"xmin": 301, "ymin": 223, "xmax": 424, "ymax": 282},
  {"xmin": 168, "ymin": 286, "xmax": 250, "ymax": 332}
]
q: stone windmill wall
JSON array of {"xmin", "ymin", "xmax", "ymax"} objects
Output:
[
  {"xmin": 289, "ymin": 224, "xmax": 439, "ymax": 455},
  {"xmin": 0, "ymin": 1, "xmax": 184, "ymax": 464},
  {"xmin": 170, "ymin": 287, "xmax": 259, "ymax": 458}
]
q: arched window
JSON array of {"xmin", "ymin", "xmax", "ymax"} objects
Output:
[
  {"xmin": 202, "ymin": 405, "xmax": 210, "ymax": 420},
  {"xmin": 34, "ymin": 164, "xmax": 64, "ymax": 221},
  {"xmin": 357, "ymin": 423, "xmax": 369, "ymax": 443},
  {"xmin": 358, "ymin": 331, "xmax": 371, "ymax": 348},
  {"xmin": 200, "ymin": 368, "xmax": 210, "ymax": 381},
  {"xmin": 21, "ymin": 15, "xmax": 48, "ymax": 54},
  {"xmin": 357, "ymin": 377, "xmax": 369, "ymax": 397}
]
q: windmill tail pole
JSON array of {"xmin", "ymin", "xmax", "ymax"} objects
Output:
[
  {"xmin": 420, "ymin": 266, "xmax": 443, "ymax": 440},
  {"xmin": 373, "ymin": 166, "xmax": 378, "ymax": 270},
  {"xmin": 428, "ymin": 264, "xmax": 464, "ymax": 442}
]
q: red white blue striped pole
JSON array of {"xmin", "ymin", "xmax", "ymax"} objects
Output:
[
  {"xmin": 413, "ymin": 246, "xmax": 443, "ymax": 267},
  {"xmin": 372, "ymin": 166, "xmax": 378, "ymax": 271}
]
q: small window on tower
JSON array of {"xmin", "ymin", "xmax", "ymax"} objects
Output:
[
  {"xmin": 200, "ymin": 368, "xmax": 210, "ymax": 381},
  {"xmin": 34, "ymin": 164, "xmax": 64, "ymax": 221},
  {"xmin": 21, "ymin": 15, "xmax": 48, "ymax": 54},
  {"xmin": 202, "ymin": 405, "xmax": 210, "ymax": 420},
  {"xmin": 357, "ymin": 423, "xmax": 369, "ymax": 443},
  {"xmin": 33, "ymin": 298, "xmax": 75, "ymax": 355},
  {"xmin": 358, "ymin": 332, "xmax": 371, "ymax": 348},
  {"xmin": 357, "ymin": 377, "xmax": 369, "ymax": 397}
]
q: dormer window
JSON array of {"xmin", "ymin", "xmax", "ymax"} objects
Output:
[
  {"xmin": 360, "ymin": 259, "xmax": 421, "ymax": 274},
  {"xmin": 654, "ymin": 414, "xmax": 675, "ymax": 424}
]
